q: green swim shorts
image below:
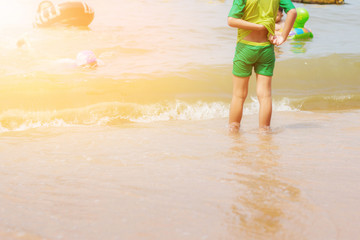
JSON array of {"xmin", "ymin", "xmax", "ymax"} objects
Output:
[{"xmin": 232, "ymin": 42, "xmax": 275, "ymax": 77}]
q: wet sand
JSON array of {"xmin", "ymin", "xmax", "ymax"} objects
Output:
[{"xmin": 1, "ymin": 110, "xmax": 359, "ymax": 240}]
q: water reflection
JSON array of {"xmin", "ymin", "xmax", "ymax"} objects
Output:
[
  {"xmin": 226, "ymin": 132, "xmax": 302, "ymax": 239},
  {"xmin": 275, "ymin": 39, "xmax": 312, "ymax": 58},
  {"xmin": 290, "ymin": 39, "xmax": 309, "ymax": 54},
  {"xmin": 274, "ymin": 46, "xmax": 284, "ymax": 59}
]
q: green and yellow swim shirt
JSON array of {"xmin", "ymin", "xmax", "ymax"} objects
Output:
[{"xmin": 228, "ymin": 0, "xmax": 295, "ymax": 46}]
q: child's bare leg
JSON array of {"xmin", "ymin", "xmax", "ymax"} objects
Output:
[
  {"xmin": 256, "ymin": 74, "xmax": 272, "ymax": 130},
  {"xmin": 229, "ymin": 74, "xmax": 250, "ymax": 132}
]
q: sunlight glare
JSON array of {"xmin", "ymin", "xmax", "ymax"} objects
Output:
[{"xmin": 0, "ymin": 1, "xmax": 35, "ymax": 28}]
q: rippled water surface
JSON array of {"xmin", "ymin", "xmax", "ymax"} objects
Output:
[{"xmin": 0, "ymin": 0, "xmax": 359, "ymax": 239}]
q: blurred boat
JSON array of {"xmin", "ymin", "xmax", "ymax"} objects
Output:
[
  {"xmin": 34, "ymin": 1, "xmax": 94, "ymax": 28},
  {"xmin": 292, "ymin": 0, "xmax": 344, "ymax": 4}
]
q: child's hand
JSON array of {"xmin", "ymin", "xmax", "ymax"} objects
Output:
[
  {"xmin": 274, "ymin": 35, "xmax": 286, "ymax": 46},
  {"xmin": 268, "ymin": 34, "xmax": 286, "ymax": 46},
  {"xmin": 268, "ymin": 34, "xmax": 277, "ymax": 44}
]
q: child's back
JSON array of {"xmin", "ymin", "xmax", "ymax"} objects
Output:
[{"xmin": 229, "ymin": 0, "xmax": 295, "ymax": 45}]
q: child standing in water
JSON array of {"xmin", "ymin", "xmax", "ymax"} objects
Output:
[{"xmin": 228, "ymin": 0, "xmax": 297, "ymax": 132}]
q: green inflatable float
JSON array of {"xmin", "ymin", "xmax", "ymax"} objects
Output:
[{"xmin": 288, "ymin": 8, "xmax": 314, "ymax": 40}]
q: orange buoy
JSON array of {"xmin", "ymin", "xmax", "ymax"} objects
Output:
[{"xmin": 34, "ymin": 1, "xmax": 95, "ymax": 28}]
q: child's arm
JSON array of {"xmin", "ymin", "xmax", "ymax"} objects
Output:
[
  {"xmin": 275, "ymin": 21, "xmax": 285, "ymax": 31},
  {"xmin": 269, "ymin": 9, "xmax": 297, "ymax": 46},
  {"xmin": 281, "ymin": 9, "xmax": 297, "ymax": 40},
  {"xmin": 228, "ymin": 17, "xmax": 266, "ymax": 31}
]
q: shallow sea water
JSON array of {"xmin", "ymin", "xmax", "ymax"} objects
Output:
[{"xmin": 0, "ymin": 0, "xmax": 360, "ymax": 239}]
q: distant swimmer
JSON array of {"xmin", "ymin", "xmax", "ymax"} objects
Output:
[
  {"xmin": 16, "ymin": 37, "xmax": 28, "ymax": 48},
  {"xmin": 16, "ymin": 33, "xmax": 32, "ymax": 49},
  {"xmin": 15, "ymin": 33, "xmax": 101, "ymax": 69},
  {"xmin": 54, "ymin": 50, "xmax": 103, "ymax": 70},
  {"xmin": 76, "ymin": 50, "xmax": 99, "ymax": 68}
]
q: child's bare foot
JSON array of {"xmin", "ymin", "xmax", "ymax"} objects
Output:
[
  {"xmin": 259, "ymin": 125, "xmax": 271, "ymax": 133},
  {"xmin": 229, "ymin": 122, "xmax": 240, "ymax": 133}
]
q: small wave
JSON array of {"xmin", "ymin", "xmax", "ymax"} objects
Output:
[
  {"xmin": 0, "ymin": 98, "xmax": 302, "ymax": 133},
  {"xmin": 286, "ymin": 94, "xmax": 360, "ymax": 111},
  {"xmin": 0, "ymin": 92, "xmax": 360, "ymax": 132},
  {"xmin": 2, "ymin": 94, "xmax": 356, "ymax": 133},
  {"xmin": 131, "ymin": 101, "xmax": 229, "ymax": 122},
  {"xmin": 0, "ymin": 101, "xmax": 229, "ymax": 132},
  {"xmin": 246, "ymin": 97, "xmax": 299, "ymax": 114}
]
